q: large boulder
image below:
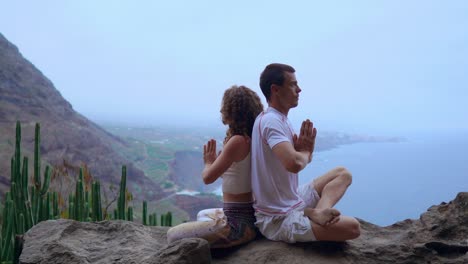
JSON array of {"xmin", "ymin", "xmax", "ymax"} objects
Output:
[
  {"xmin": 20, "ymin": 193, "xmax": 467, "ymax": 264},
  {"xmin": 211, "ymin": 192, "xmax": 467, "ymax": 263},
  {"xmin": 19, "ymin": 220, "xmax": 210, "ymax": 264}
]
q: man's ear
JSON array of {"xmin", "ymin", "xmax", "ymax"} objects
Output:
[{"xmin": 271, "ymin": 84, "xmax": 280, "ymax": 96}]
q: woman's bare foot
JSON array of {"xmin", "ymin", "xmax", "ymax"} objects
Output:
[{"xmin": 304, "ymin": 208, "xmax": 341, "ymax": 226}]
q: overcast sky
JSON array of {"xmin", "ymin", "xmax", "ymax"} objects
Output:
[{"xmin": 1, "ymin": 1, "xmax": 467, "ymax": 135}]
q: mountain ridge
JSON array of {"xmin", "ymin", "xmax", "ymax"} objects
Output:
[{"xmin": 0, "ymin": 32, "xmax": 164, "ymax": 202}]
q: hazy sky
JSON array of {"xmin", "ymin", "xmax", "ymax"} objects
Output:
[{"xmin": 1, "ymin": 1, "xmax": 467, "ymax": 135}]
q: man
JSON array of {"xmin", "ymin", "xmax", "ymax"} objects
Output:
[{"xmin": 251, "ymin": 63, "xmax": 361, "ymax": 242}]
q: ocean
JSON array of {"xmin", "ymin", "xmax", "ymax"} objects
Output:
[{"xmin": 300, "ymin": 131, "xmax": 468, "ymax": 226}]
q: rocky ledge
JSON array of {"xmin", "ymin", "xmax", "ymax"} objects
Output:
[{"xmin": 19, "ymin": 192, "xmax": 467, "ymax": 264}]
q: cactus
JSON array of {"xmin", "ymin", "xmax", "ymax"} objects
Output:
[
  {"xmin": 34, "ymin": 123, "xmax": 40, "ymax": 190},
  {"xmin": 18, "ymin": 214, "xmax": 25, "ymax": 235},
  {"xmin": 34, "ymin": 166, "xmax": 51, "ymax": 223},
  {"xmin": 53, "ymin": 192, "xmax": 59, "ymax": 219},
  {"xmin": 32, "ymin": 123, "xmax": 52, "ymax": 224},
  {"xmin": 9, "ymin": 124, "xmax": 28, "ymax": 227},
  {"xmin": 84, "ymin": 202, "xmax": 90, "ymax": 222},
  {"xmin": 118, "ymin": 166, "xmax": 127, "ymax": 220},
  {"xmin": 39, "ymin": 166, "xmax": 51, "ymax": 196},
  {"xmin": 1, "ymin": 122, "xmax": 39, "ymax": 263},
  {"xmin": 151, "ymin": 213, "xmax": 158, "ymax": 226},
  {"xmin": 1, "ymin": 121, "xmax": 176, "ymax": 262},
  {"xmin": 13, "ymin": 235, "xmax": 24, "ymax": 264},
  {"xmin": 1, "ymin": 199, "xmax": 14, "ymax": 262},
  {"xmin": 68, "ymin": 194, "xmax": 75, "ymax": 220},
  {"xmin": 127, "ymin": 206, "xmax": 133, "ymax": 222},
  {"xmin": 30, "ymin": 186, "xmax": 36, "ymax": 222},
  {"xmin": 38, "ymin": 194, "xmax": 45, "ymax": 222},
  {"xmin": 70, "ymin": 171, "xmax": 106, "ymax": 222},
  {"xmin": 72, "ymin": 169, "xmax": 87, "ymax": 221},
  {"xmin": 149, "ymin": 214, "xmax": 154, "ymax": 226},
  {"xmin": 160, "ymin": 214, "xmax": 165, "ymax": 227},
  {"xmin": 166, "ymin": 212, "xmax": 172, "ymax": 227},
  {"xmin": 14, "ymin": 122, "xmax": 21, "ymax": 187},
  {"xmin": 45, "ymin": 193, "xmax": 51, "ymax": 221},
  {"xmin": 69, "ymin": 202, "xmax": 75, "ymax": 220},
  {"xmin": 143, "ymin": 207, "xmax": 174, "ymax": 227},
  {"xmin": 90, "ymin": 180, "xmax": 103, "ymax": 221},
  {"xmin": 96, "ymin": 181, "xmax": 102, "ymax": 221},
  {"xmin": 1, "ymin": 193, "xmax": 10, "ymax": 236},
  {"xmin": 142, "ymin": 201, "xmax": 148, "ymax": 225}
]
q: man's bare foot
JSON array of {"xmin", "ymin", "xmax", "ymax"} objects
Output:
[{"xmin": 304, "ymin": 208, "xmax": 341, "ymax": 226}]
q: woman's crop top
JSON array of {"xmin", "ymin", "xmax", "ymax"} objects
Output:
[{"xmin": 221, "ymin": 153, "xmax": 251, "ymax": 194}]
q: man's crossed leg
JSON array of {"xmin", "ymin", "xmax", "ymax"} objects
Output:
[{"xmin": 304, "ymin": 166, "xmax": 361, "ymax": 241}]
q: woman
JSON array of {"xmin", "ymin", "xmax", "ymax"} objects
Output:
[{"xmin": 167, "ymin": 85, "xmax": 264, "ymax": 248}]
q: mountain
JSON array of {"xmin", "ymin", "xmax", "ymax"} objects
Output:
[{"xmin": 0, "ymin": 32, "xmax": 164, "ymax": 201}]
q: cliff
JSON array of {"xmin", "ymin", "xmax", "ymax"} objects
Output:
[
  {"xmin": 0, "ymin": 32, "xmax": 163, "ymax": 201},
  {"xmin": 19, "ymin": 192, "xmax": 468, "ymax": 263}
]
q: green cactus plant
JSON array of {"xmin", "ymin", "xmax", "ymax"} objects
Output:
[
  {"xmin": 13, "ymin": 235, "xmax": 23, "ymax": 264},
  {"xmin": 1, "ymin": 199, "xmax": 14, "ymax": 262},
  {"xmin": 142, "ymin": 201, "xmax": 148, "ymax": 225},
  {"xmin": 160, "ymin": 214, "xmax": 165, "ymax": 227},
  {"xmin": 152, "ymin": 213, "xmax": 158, "ymax": 226},
  {"xmin": 1, "ymin": 121, "xmax": 175, "ymax": 263},
  {"xmin": 52, "ymin": 192, "xmax": 59, "ymax": 219},
  {"xmin": 96, "ymin": 181, "xmax": 103, "ymax": 221},
  {"xmin": 150, "ymin": 214, "xmax": 153, "ymax": 226},
  {"xmin": 84, "ymin": 202, "xmax": 90, "ymax": 222},
  {"xmin": 18, "ymin": 214, "xmax": 25, "ymax": 235},
  {"xmin": 32, "ymin": 123, "xmax": 52, "ymax": 224},
  {"xmin": 118, "ymin": 166, "xmax": 127, "ymax": 220},
  {"xmin": 127, "ymin": 206, "xmax": 133, "ymax": 222},
  {"xmin": 91, "ymin": 181, "xmax": 103, "ymax": 221},
  {"xmin": 166, "ymin": 212, "xmax": 172, "ymax": 227},
  {"xmin": 34, "ymin": 124, "xmax": 40, "ymax": 190},
  {"xmin": 68, "ymin": 194, "xmax": 75, "ymax": 219},
  {"xmin": 74, "ymin": 176, "xmax": 84, "ymax": 221},
  {"xmin": 69, "ymin": 170, "xmax": 106, "ymax": 222}
]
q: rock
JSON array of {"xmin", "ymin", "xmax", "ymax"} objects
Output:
[
  {"xmin": 210, "ymin": 192, "xmax": 468, "ymax": 263},
  {"xmin": 19, "ymin": 219, "xmax": 211, "ymax": 264},
  {"xmin": 154, "ymin": 238, "xmax": 211, "ymax": 264},
  {"xmin": 20, "ymin": 192, "xmax": 467, "ymax": 263}
]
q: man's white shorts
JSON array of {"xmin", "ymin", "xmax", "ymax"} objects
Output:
[{"xmin": 254, "ymin": 183, "xmax": 320, "ymax": 243}]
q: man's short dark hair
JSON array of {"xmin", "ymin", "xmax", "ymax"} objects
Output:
[{"xmin": 259, "ymin": 63, "xmax": 295, "ymax": 102}]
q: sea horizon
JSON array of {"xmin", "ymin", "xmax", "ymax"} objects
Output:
[{"xmin": 207, "ymin": 130, "xmax": 467, "ymax": 226}]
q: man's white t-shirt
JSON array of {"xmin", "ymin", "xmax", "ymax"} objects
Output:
[{"xmin": 251, "ymin": 107, "xmax": 304, "ymax": 216}]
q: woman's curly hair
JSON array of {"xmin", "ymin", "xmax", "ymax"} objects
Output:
[{"xmin": 221, "ymin": 85, "xmax": 264, "ymax": 143}]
